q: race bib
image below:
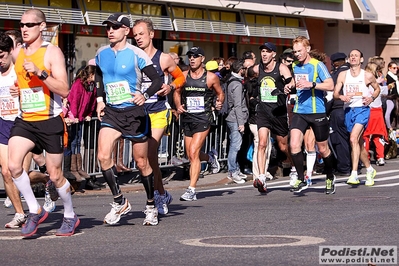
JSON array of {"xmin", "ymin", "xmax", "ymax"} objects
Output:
[
  {"xmin": 0, "ymin": 96, "xmax": 19, "ymax": 118},
  {"xmin": 260, "ymin": 87, "xmax": 277, "ymax": 103},
  {"xmin": 295, "ymin": 74, "xmax": 310, "ymax": 90},
  {"xmin": 20, "ymin": 87, "xmax": 46, "ymax": 112},
  {"xmin": 105, "ymin": 80, "xmax": 131, "ymax": 105},
  {"xmin": 344, "ymin": 83, "xmax": 363, "ymax": 97},
  {"xmin": 186, "ymin": 96, "xmax": 205, "ymax": 113}
]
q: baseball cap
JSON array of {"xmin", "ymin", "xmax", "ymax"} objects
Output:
[
  {"xmin": 283, "ymin": 48, "xmax": 293, "ymax": 54},
  {"xmin": 205, "ymin": 61, "xmax": 218, "ymax": 72},
  {"xmin": 102, "ymin": 13, "xmax": 131, "ymax": 28},
  {"xmin": 186, "ymin": 46, "xmax": 205, "ymax": 56},
  {"xmin": 259, "ymin": 42, "xmax": 277, "ymax": 52},
  {"xmin": 330, "ymin": 52, "xmax": 347, "ymax": 62}
]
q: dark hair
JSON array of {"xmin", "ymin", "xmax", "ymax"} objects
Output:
[
  {"xmin": 74, "ymin": 65, "xmax": 96, "ymax": 91},
  {"xmin": 0, "ymin": 33, "xmax": 14, "ymax": 53},
  {"xmin": 242, "ymin": 51, "xmax": 254, "ymax": 60},
  {"xmin": 231, "ymin": 59, "xmax": 244, "ymax": 73},
  {"xmin": 5, "ymin": 30, "xmax": 22, "ymax": 47},
  {"xmin": 247, "ymin": 65, "xmax": 257, "ymax": 79}
]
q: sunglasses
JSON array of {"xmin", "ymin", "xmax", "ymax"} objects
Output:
[
  {"xmin": 19, "ymin": 22, "xmax": 42, "ymax": 28},
  {"xmin": 285, "ymin": 59, "xmax": 294, "ymax": 63},
  {"xmin": 106, "ymin": 24, "xmax": 123, "ymax": 31},
  {"xmin": 188, "ymin": 54, "xmax": 202, "ymax": 59},
  {"xmin": 391, "ymin": 67, "xmax": 398, "ymax": 69}
]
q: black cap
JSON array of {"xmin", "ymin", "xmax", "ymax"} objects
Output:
[
  {"xmin": 259, "ymin": 42, "xmax": 277, "ymax": 52},
  {"xmin": 102, "ymin": 13, "xmax": 131, "ymax": 28},
  {"xmin": 186, "ymin": 46, "xmax": 205, "ymax": 56},
  {"xmin": 330, "ymin": 52, "xmax": 347, "ymax": 62}
]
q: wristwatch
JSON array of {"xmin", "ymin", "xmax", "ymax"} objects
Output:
[
  {"xmin": 39, "ymin": 70, "xmax": 49, "ymax": 80},
  {"xmin": 143, "ymin": 92, "xmax": 149, "ymax": 100},
  {"xmin": 312, "ymin": 82, "xmax": 316, "ymax": 88}
]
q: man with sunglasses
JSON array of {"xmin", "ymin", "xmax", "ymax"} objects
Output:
[
  {"xmin": 95, "ymin": 13, "xmax": 163, "ymax": 226},
  {"xmin": 174, "ymin": 46, "xmax": 224, "ymax": 201},
  {"xmin": 132, "ymin": 18, "xmax": 185, "ymax": 215},
  {"xmin": 8, "ymin": 8, "xmax": 79, "ymax": 237},
  {"xmin": 251, "ymin": 42, "xmax": 295, "ymax": 193}
]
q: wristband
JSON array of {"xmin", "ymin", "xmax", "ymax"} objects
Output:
[
  {"xmin": 96, "ymin": 97, "xmax": 104, "ymax": 103},
  {"xmin": 371, "ymin": 95, "xmax": 376, "ymax": 101}
]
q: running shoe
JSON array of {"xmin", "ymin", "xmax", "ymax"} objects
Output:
[
  {"xmin": 3, "ymin": 196, "xmax": 12, "ymax": 208},
  {"xmin": 346, "ymin": 175, "xmax": 360, "ymax": 185},
  {"xmin": 56, "ymin": 215, "xmax": 80, "ymax": 236},
  {"xmin": 238, "ymin": 171, "xmax": 248, "ymax": 179},
  {"xmin": 290, "ymin": 179, "xmax": 308, "ymax": 193},
  {"xmin": 143, "ymin": 205, "xmax": 158, "ymax": 226},
  {"xmin": 5, "ymin": 213, "xmax": 26, "ymax": 228},
  {"xmin": 376, "ymin": 158, "xmax": 385, "ymax": 166},
  {"xmin": 365, "ymin": 169, "xmax": 376, "ymax": 186},
  {"xmin": 180, "ymin": 188, "xmax": 197, "ymax": 201},
  {"xmin": 289, "ymin": 171, "xmax": 298, "ymax": 187},
  {"xmin": 253, "ymin": 175, "xmax": 267, "ymax": 193},
  {"xmin": 265, "ymin": 172, "xmax": 274, "ymax": 181},
  {"xmin": 155, "ymin": 190, "xmax": 173, "ymax": 215},
  {"xmin": 43, "ymin": 190, "xmax": 56, "ymax": 213},
  {"xmin": 21, "ymin": 207, "xmax": 48, "ymax": 237},
  {"xmin": 305, "ymin": 175, "xmax": 312, "ymax": 186},
  {"xmin": 208, "ymin": 149, "xmax": 220, "ymax": 174},
  {"xmin": 325, "ymin": 176, "xmax": 336, "ymax": 195},
  {"xmin": 104, "ymin": 199, "xmax": 131, "ymax": 225},
  {"xmin": 46, "ymin": 180, "xmax": 59, "ymax": 201}
]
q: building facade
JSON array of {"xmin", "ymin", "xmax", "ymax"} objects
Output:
[{"xmin": 0, "ymin": 0, "xmax": 396, "ymax": 75}]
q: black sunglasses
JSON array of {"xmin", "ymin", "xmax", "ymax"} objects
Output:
[
  {"xmin": 19, "ymin": 22, "xmax": 42, "ymax": 28},
  {"xmin": 188, "ymin": 54, "xmax": 202, "ymax": 59},
  {"xmin": 106, "ymin": 24, "xmax": 123, "ymax": 31},
  {"xmin": 285, "ymin": 59, "xmax": 294, "ymax": 63}
]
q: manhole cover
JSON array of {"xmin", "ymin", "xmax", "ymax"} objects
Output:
[{"xmin": 180, "ymin": 235, "xmax": 325, "ymax": 248}]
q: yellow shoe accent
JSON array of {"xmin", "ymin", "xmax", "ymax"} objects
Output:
[
  {"xmin": 346, "ymin": 175, "xmax": 360, "ymax": 185},
  {"xmin": 365, "ymin": 169, "xmax": 376, "ymax": 186}
]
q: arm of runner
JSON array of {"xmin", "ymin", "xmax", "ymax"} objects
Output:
[
  {"xmin": 333, "ymin": 71, "xmax": 350, "ymax": 102},
  {"xmin": 208, "ymin": 72, "xmax": 224, "ymax": 110}
]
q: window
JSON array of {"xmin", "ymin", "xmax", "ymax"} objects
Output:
[{"xmin": 353, "ymin": 23, "xmax": 370, "ymax": 34}]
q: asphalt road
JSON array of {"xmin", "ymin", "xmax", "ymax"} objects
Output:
[{"xmin": 1, "ymin": 161, "xmax": 399, "ymax": 266}]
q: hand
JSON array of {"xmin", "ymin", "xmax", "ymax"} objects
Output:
[
  {"xmin": 85, "ymin": 116, "xmax": 91, "ymax": 122},
  {"xmin": 215, "ymin": 98, "xmax": 222, "ymax": 110},
  {"xmin": 23, "ymin": 59, "xmax": 39, "ymax": 76},
  {"xmin": 339, "ymin": 95, "xmax": 352, "ymax": 102},
  {"xmin": 176, "ymin": 104, "xmax": 186, "ymax": 115},
  {"xmin": 131, "ymin": 91, "xmax": 146, "ymax": 106},
  {"xmin": 295, "ymin": 79, "xmax": 312, "ymax": 90},
  {"xmin": 74, "ymin": 118, "xmax": 79, "ymax": 124},
  {"xmin": 96, "ymin": 101, "xmax": 105, "ymax": 121},
  {"xmin": 65, "ymin": 118, "xmax": 73, "ymax": 126},
  {"xmin": 238, "ymin": 125, "xmax": 245, "ymax": 133},
  {"xmin": 157, "ymin": 84, "xmax": 172, "ymax": 97},
  {"xmin": 363, "ymin": 96, "xmax": 374, "ymax": 106},
  {"xmin": 10, "ymin": 80, "xmax": 19, "ymax": 97},
  {"xmin": 284, "ymin": 84, "xmax": 293, "ymax": 95}
]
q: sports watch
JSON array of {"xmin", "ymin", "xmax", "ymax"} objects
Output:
[{"xmin": 39, "ymin": 70, "xmax": 49, "ymax": 80}]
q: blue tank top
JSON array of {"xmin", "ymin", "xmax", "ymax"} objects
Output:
[{"xmin": 141, "ymin": 49, "xmax": 167, "ymax": 113}]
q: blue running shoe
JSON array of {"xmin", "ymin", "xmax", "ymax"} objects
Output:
[
  {"xmin": 21, "ymin": 207, "xmax": 48, "ymax": 237},
  {"xmin": 56, "ymin": 215, "xmax": 80, "ymax": 236}
]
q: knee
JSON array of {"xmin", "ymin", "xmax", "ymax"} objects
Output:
[
  {"xmin": 8, "ymin": 161, "xmax": 22, "ymax": 178},
  {"xmin": 97, "ymin": 151, "xmax": 111, "ymax": 165},
  {"xmin": 135, "ymin": 157, "xmax": 149, "ymax": 171},
  {"xmin": 1, "ymin": 168, "xmax": 12, "ymax": 183}
]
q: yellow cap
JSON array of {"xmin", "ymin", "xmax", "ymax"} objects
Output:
[{"xmin": 205, "ymin": 60, "xmax": 218, "ymax": 71}]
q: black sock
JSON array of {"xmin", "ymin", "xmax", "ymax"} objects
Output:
[
  {"xmin": 323, "ymin": 152, "xmax": 335, "ymax": 180},
  {"xmin": 141, "ymin": 172, "xmax": 154, "ymax": 201},
  {"xmin": 291, "ymin": 152, "xmax": 305, "ymax": 181},
  {"xmin": 102, "ymin": 166, "xmax": 121, "ymax": 196},
  {"xmin": 114, "ymin": 195, "xmax": 124, "ymax": 205}
]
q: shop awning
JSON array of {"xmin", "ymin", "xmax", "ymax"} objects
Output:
[
  {"xmin": 173, "ymin": 18, "xmax": 248, "ymax": 36},
  {"xmin": 0, "ymin": 4, "xmax": 85, "ymax": 25},
  {"xmin": 84, "ymin": 11, "xmax": 173, "ymax": 31},
  {"xmin": 352, "ymin": 0, "xmax": 378, "ymax": 20}
]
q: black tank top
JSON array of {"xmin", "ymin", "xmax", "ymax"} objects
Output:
[
  {"xmin": 257, "ymin": 61, "xmax": 287, "ymax": 116},
  {"xmin": 142, "ymin": 49, "xmax": 167, "ymax": 114},
  {"xmin": 181, "ymin": 70, "xmax": 214, "ymax": 123}
]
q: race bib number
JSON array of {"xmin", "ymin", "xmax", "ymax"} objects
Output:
[
  {"xmin": 344, "ymin": 83, "xmax": 363, "ymax": 97},
  {"xmin": 105, "ymin": 80, "xmax": 131, "ymax": 105},
  {"xmin": 260, "ymin": 87, "xmax": 277, "ymax": 103},
  {"xmin": 186, "ymin": 96, "xmax": 205, "ymax": 113},
  {"xmin": 294, "ymin": 74, "xmax": 310, "ymax": 90},
  {"xmin": 0, "ymin": 96, "xmax": 19, "ymax": 117},
  {"xmin": 20, "ymin": 87, "xmax": 46, "ymax": 112}
]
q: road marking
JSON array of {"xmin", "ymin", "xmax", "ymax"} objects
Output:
[
  {"xmin": 0, "ymin": 229, "xmax": 84, "ymax": 240},
  {"xmin": 180, "ymin": 235, "xmax": 325, "ymax": 248}
]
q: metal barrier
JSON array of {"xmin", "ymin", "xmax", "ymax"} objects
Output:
[{"xmin": 70, "ymin": 113, "xmax": 229, "ymax": 176}]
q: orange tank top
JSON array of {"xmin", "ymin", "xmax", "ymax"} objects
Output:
[{"xmin": 15, "ymin": 42, "xmax": 62, "ymax": 121}]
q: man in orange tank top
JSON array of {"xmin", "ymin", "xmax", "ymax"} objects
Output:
[{"xmin": 8, "ymin": 8, "xmax": 79, "ymax": 237}]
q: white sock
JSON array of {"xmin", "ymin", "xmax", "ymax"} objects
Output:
[
  {"xmin": 188, "ymin": 186, "xmax": 195, "ymax": 192},
  {"xmin": 351, "ymin": 170, "xmax": 358, "ymax": 177},
  {"xmin": 306, "ymin": 151, "xmax": 316, "ymax": 178},
  {"xmin": 291, "ymin": 166, "xmax": 296, "ymax": 172},
  {"xmin": 13, "ymin": 170, "xmax": 40, "ymax": 214},
  {"xmin": 57, "ymin": 179, "xmax": 75, "ymax": 219},
  {"xmin": 367, "ymin": 166, "xmax": 374, "ymax": 172}
]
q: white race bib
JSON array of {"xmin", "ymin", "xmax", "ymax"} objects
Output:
[
  {"xmin": 20, "ymin": 87, "xmax": 46, "ymax": 112},
  {"xmin": 186, "ymin": 96, "xmax": 205, "ymax": 113},
  {"xmin": 105, "ymin": 80, "xmax": 131, "ymax": 105},
  {"xmin": 295, "ymin": 74, "xmax": 310, "ymax": 90}
]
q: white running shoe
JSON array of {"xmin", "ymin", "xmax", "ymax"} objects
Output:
[
  {"xmin": 3, "ymin": 197, "xmax": 12, "ymax": 208},
  {"xmin": 43, "ymin": 191, "xmax": 56, "ymax": 213},
  {"xmin": 104, "ymin": 199, "xmax": 132, "ymax": 225},
  {"xmin": 5, "ymin": 213, "xmax": 26, "ymax": 228},
  {"xmin": 289, "ymin": 171, "xmax": 298, "ymax": 187},
  {"xmin": 180, "ymin": 188, "xmax": 197, "ymax": 201},
  {"xmin": 208, "ymin": 149, "xmax": 220, "ymax": 174},
  {"xmin": 143, "ymin": 205, "xmax": 158, "ymax": 226}
]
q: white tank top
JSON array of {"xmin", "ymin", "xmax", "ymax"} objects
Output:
[
  {"xmin": 343, "ymin": 69, "xmax": 370, "ymax": 108},
  {"xmin": 0, "ymin": 65, "xmax": 20, "ymax": 121}
]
